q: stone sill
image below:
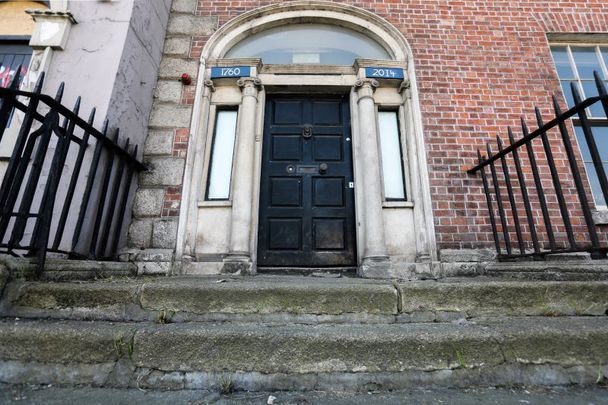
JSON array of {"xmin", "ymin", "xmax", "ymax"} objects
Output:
[
  {"xmin": 592, "ymin": 208, "xmax": 608, "ymax": 225},
  {"xmin": 382, "ymin": 201, "xmax": 414, "ymax": 208},
  {"xmin": 198, "ymin": 200, "xmax": 232, "ymax": 208}
]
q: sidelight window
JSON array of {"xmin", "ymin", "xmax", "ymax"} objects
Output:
[
  {"xmin": 378, "ymin": 111, "xmax": 406, "ymax": 200},
  {"xmin": 206, "ymin": 109, "xmax": 238, "ymax": 200}
]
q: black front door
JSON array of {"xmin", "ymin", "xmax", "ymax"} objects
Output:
[{"xmin": 257, "ymin": 95, "xmax": 356, "ymax": 267}]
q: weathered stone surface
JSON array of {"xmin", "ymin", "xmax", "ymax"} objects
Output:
[
  {"xmin": 2, "ymin": 258, "xmax": 136, "ymax": 281},
  {"xmin": 13, "ymin": 282, "xmax": 137, "ymax": 310},
  {"xmin": 152, "ymin": 218, "xmax": 179, "ymax": 249},
  {"xmin": 396, "ymin": 311, "xmax": 436, "ymax": 323},
  {"xmin": 133, "ymin": 321, "xmax": 503, "ymax": 373},
  {"xmin": 490, "ymin": 317, "xmax": 608, "ymax": 366},
  {"xmin": 167, "ymin": 15, "xmax": 217, "ymax": 36},
  {"xmin": 440, "ymin": 249, "xmax": 496, "ymax": 263},
  {"xmin": 140, "ymin": 157, "xmax": 185, "ymax": 186},
  {"xmin": 144, "ymin": 130, "xmax": 174, "ymax": 156},
  {"xmin": 137, "ymin": 261, "xmax": 171, "ymax": 275},
  {"xmin": 358, "ymin": 257, "xmax": 392, "ymax": 279},
  {"xmin": 398, "ymin": 281, "xmax": 608, "ymax": 316},
  {"xmin": 158, "ymin": 57, "xmax": 198, "ymax": 79},
  {"xmin": 105, "ymin": 358, "xmax": 136, "ymax": 388},
  {"xmin": 136, "ymin": 369, "xmax": 184, "ymax": 390},
  {"xmin": 128, "ymin": 218, "xmax": 153, "ymax": 248},
  {"xmin": 0, "ymin": 360, "xmax": 114, "ymax": 386},
  {"xmin": 163, "ymin": 36, "xmax": 191, "ymax": 57},
  {"xmin": 0, "ymin": 319, "xmax": 134, "ymax": 364},
  {"xmin": 149, "ymin": 102, "xmax": 192, "ymax": 128},
  {"xmin": 486, "ymin": 261, "xmax": 608, "ymax": 281},
  {"xmin": 0, "ymin": 263, "xmax": 9, "ymax": 295},
  {"xmin": 171, "ymin": 0, "xmax": 198, "ymax": 13},
  {"xmin": 139, "ymin": 277, "xmax": 398, "ymax": 315},
  {"xmin": 128, "ymin": 249, "xmax": 174, "ymax": 262},
  {"xmin": 133, "ymin": 188, "xmax": 165, "ymax": 217},
  {"xmin": 154, "ymin": 80, "xmax": 182, "ymax": 103}
]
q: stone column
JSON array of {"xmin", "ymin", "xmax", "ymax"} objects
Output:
[
  {"xmin": 354, "ymin": 78, "xmax": 391, "ymax": 278},
  {"xmin": 222, "ymin": 77, "xmax": 262, "ymax": 274}
]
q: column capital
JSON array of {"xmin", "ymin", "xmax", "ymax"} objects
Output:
[
  {"xmin": 399, "ymin": 79, "xmax": 412, "ymax": 100},
  {"xmin": 237, "ymin": 77, "xmax": 263, "ymax": 98},
  {"xmin": 203, "ymin": 79, "xmax": 215, "ymax": 96},
  {"xmin": 354, "ymin": 78, "xmax": 379, "ymax": 101}
]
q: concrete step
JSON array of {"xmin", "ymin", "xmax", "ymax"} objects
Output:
[
  {"xmin": 2, "ymin": 276, "xmax": 607, "ymax": 323},
  {"xmin": 0, "ymin": 317, "xmax": 606, "ymax": 390}
]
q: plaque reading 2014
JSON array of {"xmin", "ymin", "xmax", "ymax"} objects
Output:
[
  {"xmin": 365, "ymin": 67, "xmax": 404, "ymax": 80},
  {"xmin": 210, "ymin": 66, "xmax": 251, "ymax": 79}
]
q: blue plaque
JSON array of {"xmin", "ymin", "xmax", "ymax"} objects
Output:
[
  {"xmin": 365, "ymin": 67, "xmax": 404, "ymax": 80},
  {"xmin": 210, "ymin": 66, "xmax": 251, "ymax": 79}
]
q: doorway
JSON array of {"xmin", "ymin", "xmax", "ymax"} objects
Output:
[{"xmin": 257, "ymin": 95, "xmax": 357, "ymax": 267}]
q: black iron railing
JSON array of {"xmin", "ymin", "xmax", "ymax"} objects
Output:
[
  {"xmin": 0, "ymin": 66, "xmax": 145, "ymax": 275},
  {"xmin": 468, "ymin": 71, "xmax": 608, "ymax": 261}
]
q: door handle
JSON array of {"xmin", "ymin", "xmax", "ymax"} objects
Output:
[{"xmin": 319, "ymin": 163, "xmax": 328, "ymax": 174}]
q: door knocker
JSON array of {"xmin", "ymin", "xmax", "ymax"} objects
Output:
[{"xmin": 302, "ymin": 125, "xmax": 313, "ymax": 139}]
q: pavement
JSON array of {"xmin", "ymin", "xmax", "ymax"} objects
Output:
[{"xmin": 0, "ymin": 385, "xmax": 607, "ymax": 404}]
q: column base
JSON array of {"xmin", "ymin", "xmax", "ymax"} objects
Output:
[
  {"xmin": 357, "ymin": 256, "xmax": 391, "ymax": 279},
  {"xmin": 221, "ymin": 254, "xmax": 256, "ymax": 275}
]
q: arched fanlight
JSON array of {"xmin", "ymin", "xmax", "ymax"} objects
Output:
[{"xmin": 224, "ymin": 23, "xmax": 392, "ymax": 65}]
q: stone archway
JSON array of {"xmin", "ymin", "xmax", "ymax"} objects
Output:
[{"xmin": 176, "ymin": 1, "xmax": 438, "ymax": 278}]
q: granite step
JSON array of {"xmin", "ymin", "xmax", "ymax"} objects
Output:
[
  {"xmin": 1, "ymin": 276, "xmax": 607, "ymax": 323},
  {"xmin": 0, "ymin": 317, "xmax": 606, "ymax": 390}
]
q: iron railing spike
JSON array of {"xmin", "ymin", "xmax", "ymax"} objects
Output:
[
  {"xmin": 593, "ymin": 70, "xmax": 607, "ymax": 96},
  {"xmin": 570, "ymin": 81, "xmax": 583, "ymax": 104},
  {"xmin": 101, "ymin": 119, "xmax": 109, "ymax": 135},
  {"xmin": 594, "ymin": 70, "xmax": 608, "ymax": 119},
  {"xmin": 507, "ymin": 127, "xmax": 515, "ymax": 142},
  {"xmin": 33, "ymin": 71, "xmax": 45, "ymax": 93},
  {"xmin": 87, "ymin": 107, "xmax": 96, "ymax": 124},
  {"xmin": 72, "ymin": 96, "xmax": 81, "ymax": 114},
  {"xmin": 54, "ymin": 82, "xmax": 65, "ymax": 102},
  {"xmin": 534, "ymin": 107, "xmax": 543, "ymax": 123}
]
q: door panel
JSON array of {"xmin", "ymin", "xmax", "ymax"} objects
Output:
[{"xmin": 257, "ymin": 96, "xmax": 356, "ymax": 267}]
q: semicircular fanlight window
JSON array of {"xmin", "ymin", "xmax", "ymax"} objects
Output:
[{"xmin": 224, "ymin": 23, "xmax": 392, "ymax": 65}]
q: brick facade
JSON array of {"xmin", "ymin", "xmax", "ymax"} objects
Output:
[{"xmin": 129, "ymin": 0, "xmax": 608, "ymax": 260}]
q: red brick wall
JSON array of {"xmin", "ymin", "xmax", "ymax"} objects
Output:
[{"xmin": 181, "ymin": 1, "xmax": 608, "ymax": 252}]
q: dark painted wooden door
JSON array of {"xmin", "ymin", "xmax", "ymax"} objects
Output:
[{"xmin": 257, "ymin": 96, "xmax": 356, "ymax": 267}]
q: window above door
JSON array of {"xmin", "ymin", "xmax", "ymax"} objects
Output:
[{"xmin": 224, "ymin": 24, "xmax": 392, "ymax": 65}]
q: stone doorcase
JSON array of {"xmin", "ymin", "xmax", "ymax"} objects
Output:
[{"xmin": 166, "ymin": 2, "xmax": 438, "ymax": 279}]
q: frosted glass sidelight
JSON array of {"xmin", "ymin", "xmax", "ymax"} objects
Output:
[
  {"xmin": 378, "ymin": 111, "xmax": 406, "ymax": 200},
  {"xmin": 207, "ymin": 110, "xmax": 238, "ymax": 200},
  {"xmin": 225, "ymin": 24, "xmax": 391, "ymax": 64}
]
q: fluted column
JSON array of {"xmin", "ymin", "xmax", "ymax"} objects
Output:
[
  {"xmin": 222, "ymin": 77, "xmax": 262, "ymax": 274},
  {"xmin": 354, "ymin": 78, "xmax": 390, "ymax": 277}
]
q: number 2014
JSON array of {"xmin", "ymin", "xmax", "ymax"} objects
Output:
[{"xmin": 372, "ymin": 68, "xmax": 397, "ymax": 77}]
